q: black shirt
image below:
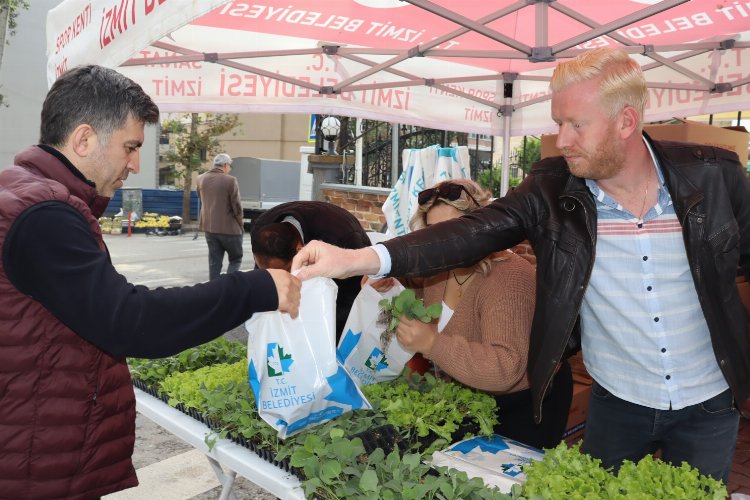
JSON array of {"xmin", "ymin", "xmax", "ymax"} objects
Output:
[{"xmin": 4, "ymin": 201, "xmax": 277, "ymax": 358}]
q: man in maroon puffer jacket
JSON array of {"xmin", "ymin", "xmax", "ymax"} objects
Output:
[{"xmin": 0, "ymin": 65, "xmax": 301, "ymax": 499}]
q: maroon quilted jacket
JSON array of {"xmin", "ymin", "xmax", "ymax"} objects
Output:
[{"xmin": 0, "ymin": 146, "xmax": 138, "ymax": 498}]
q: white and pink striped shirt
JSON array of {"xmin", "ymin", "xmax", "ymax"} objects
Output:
[{"xmin": 580, "ymin": 141, "xmax": 727, "ymax": 410}]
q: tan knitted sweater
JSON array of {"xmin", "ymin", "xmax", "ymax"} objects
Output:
[{"xmin": 422, "ymin": 251, "xmax": 536, "ymax": 394}]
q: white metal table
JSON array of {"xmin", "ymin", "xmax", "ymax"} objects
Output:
[{"xmin": 134, "ymin": 388, "xmax": 306, "ymax": 500}]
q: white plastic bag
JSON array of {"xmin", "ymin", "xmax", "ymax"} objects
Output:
[
  {"xmin": 382, "ymin": 145, "xmax": 470, "ymax": 237},
  {"xmin": 337, "ymin": 282, "xmax": 415, "ymax": 386},
  {"xmin": 246, "ymin": 277, "xmax": 371, "ymax": 439},
  {"xmin": 429, "ymin": 435, "xmax": 544, "ymax": 494}
]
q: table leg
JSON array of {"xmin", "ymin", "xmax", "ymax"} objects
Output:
[{"xmin": 206, "ymin": 455, "xmax": 238, "ymax": 500}]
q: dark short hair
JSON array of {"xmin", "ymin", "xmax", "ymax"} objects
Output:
[
  {"xmin": 251, "ymin": 222, "xmax": 302, "ymax": 262},
  {"xmin": 40, "ymin": 65, "xmax": 160, "ymax": 147}
]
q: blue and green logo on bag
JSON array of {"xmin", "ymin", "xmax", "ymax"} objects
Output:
[
  {"xmin": 365, "ymin": 347, "xmax": 389, "ymax": 372},
  {"xmin": 266, "ymin": 342, "xmax": 294, "ymax": 377}
]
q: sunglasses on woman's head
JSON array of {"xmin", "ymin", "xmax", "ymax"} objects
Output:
[{"xmin": 417, "ymin": 183, "xmax": 481, "ymax": 207}]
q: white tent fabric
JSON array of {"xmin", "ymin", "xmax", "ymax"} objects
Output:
[
  {"xmin": 381, "ymin": 145, "xmax": 470, "ymax": 237},
  {"xmin": 47, "ymin": 0, "xmax": 750, "ymax": 192}
]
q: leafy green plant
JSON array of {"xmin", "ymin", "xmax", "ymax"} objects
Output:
[
  {"xmin": 378, "ymin": 288, "xmax": 441, "ymax": 352},
  {"xmin": 128, "ymin": 338, "xmax": 732, "ymax": 500},
  {"xmin": 157, "ymin": 359, "xmax": 262, "ymax": 451},
  {"xmin": 198, "ymin": 380, "xmax": 280, "ymax": 452},
  {"xmin": 0, "ymin": 0, "xmax": 30, "ymax": 108},
  {"xmin": 362, "ymin": 372, "xmax": 497, "ymax": 452},
  {"xmin": 128, "ymin": 337, "xmax": 245, "ymax": 386},
  {"xmin": 611, "ymin": 455, "xmax": 726, "ymax": 499},
  {"xmin": 430, "ymin": 464, "xmax": 511, "ymax": 500},
  {"xmin": 513, "ymin": 442, "xmax": 727, "ymax": 500},
  {"xmin": 159, "ymin": 360, "xmax": 247, "ymax": 410},
  {"xmin": 357, "ymin": 449, "xmax": 508, "ymax": 500},
  {"xmin": 290, "ymin": 428, "xmax": 510, "ymax": 499},
  {"xmin": 277, "ymin": 411, "xmax": 389, "ymax": 463},
  {"xmin": 290, "ymin": 428, "xmax": 367, "ymax": 499},
  {"xmin": 476, "ymin": 136, "xmax": 540, "ymax": 198},
  {"xmin": 515, "ymin": 442, "xmax": 610, "ymax": 499},
  {"xmin": 379, "ymin": 288, "xmax": 442, "ymax": 331}
]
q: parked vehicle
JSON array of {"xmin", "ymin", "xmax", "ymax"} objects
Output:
[{"xmin": 230, "ymin": 157, "xmax": 302, "ymax": 231}]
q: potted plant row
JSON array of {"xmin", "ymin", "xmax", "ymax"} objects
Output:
[{"xmin": 128, "ymin": 336, "xmax": 725, "ymax": 499}]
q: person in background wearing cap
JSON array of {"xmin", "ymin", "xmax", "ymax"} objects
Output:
[{"xmin": 196, "ymin": 153, "xmax": 244, "ymax": 280}]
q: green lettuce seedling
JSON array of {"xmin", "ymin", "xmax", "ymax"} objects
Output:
[
  {"xmin": 377, "ymin": 288, "xmax": 442, "ymax": 353},
  {"xmin": 379, "ymin": 288, "xmax": 442, "ymax": 331}
]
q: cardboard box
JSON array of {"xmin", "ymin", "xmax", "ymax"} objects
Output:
[
  {"xmin": 563, "ymin": 382, "xmax": 591, "ymax": 446},
  {"xmin": 541, "ymin": 120, "xmax": 749, "ymax": 166},
  {"xmin": 737, "ymin": 275, "xmax": 750, "ymax": 312},
  {"xmin": 430, "ymin": 435, "xmax": 545, "ymax": 494},
  {"xmin": 646, "ymin": 120, "xmax": 748, "ymax": 166},
  {"xmin": 568, "ymin": 352, "xmax": 592, "ymax": 386}
]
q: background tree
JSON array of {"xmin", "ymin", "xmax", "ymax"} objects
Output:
[
  {"xmin": 0, "ymin": 0, "xmax": 30, "ymax": 107},
  {"xmin": 162, "ymin": 113, "xmax": 240, "ymax": 222},
  {"xmin": 515, "ymin": 136, "xmax": 541, "ymax": 176},
  {"xmin": 477, "ymin": 136, "xmax": 540, "ymax": 197}
]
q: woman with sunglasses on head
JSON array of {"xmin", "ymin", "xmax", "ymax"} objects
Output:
[{"xmin": 394, "ymin": 178, "xmax": 573, "ymax": 450}]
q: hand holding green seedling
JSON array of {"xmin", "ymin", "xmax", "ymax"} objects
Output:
[
  {"xmin": 377, "ymin": 289, "xmax": 442, "ymax": 353},
  {"xmin": 379, "ymin": 288, "xmax": 442, "ymax": 331}
]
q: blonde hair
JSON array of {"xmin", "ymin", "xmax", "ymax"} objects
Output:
[
  {"xmin": 410, "ymin": 178, "xmax": 504, "ymax": 275},
  {"xmin": 550, "ymin": 48, "xmax": 646, "ymax": 128}
]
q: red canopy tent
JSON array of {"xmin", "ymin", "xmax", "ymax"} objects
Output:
[{"xmin": 47, "ymin": 0, "xmax": 750, "ymax": 191}]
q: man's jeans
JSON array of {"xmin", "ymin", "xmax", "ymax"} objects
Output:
[
  {"xmin": 205, "ymin": 232, "xmax": 243, "ymax": 280},
  {"xmin": 582, "ymin": 381, "xmax": 739, "ymax": 483}
]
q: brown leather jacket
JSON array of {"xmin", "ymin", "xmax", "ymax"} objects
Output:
[{"xmin": 383, "ymin": 136, "xmax": 750, "ymax": 423}]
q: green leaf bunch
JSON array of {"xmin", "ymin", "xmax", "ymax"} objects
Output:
[
  {"xmin": 610, "ymin": 455, "xmax": 726, "ymax": 499},
  {"xmin": 277, "ymin": 411, "xmax": 388, "ymax": 462},
  {"xmin": 362, "ymin": 372, "xmax": 498, "ymax": 449},
  {"xmin": 517, "ymin": 442, "xmax": 610, "ymax": 499},
  {"xmin": 378, "ymin": 288, "xmax": 442, "ymax": 332},
  {"xmin": 358, "ymin": 449, "xmax": 508, "ymax": 500},
  {"xmin": 159, "ymin": 360, "xmax": 247, "ymax": 410},
  {"xmin": 290, "ymin": 428, "xmax": 510, "ymax": 500},
  {"xmin": 516, "ymin": 442, "xmax": 727, "ymax": 500},
  {"xmin": 430, "ymin": 465, "xmax": 511, "ymax": 500},
  {"xmin": 129, "ymin": 340, "xmax": 726, "ymax": 500},
  {"xmin": 128, "ymin": 337, "xmax": 246, "ymax": 386},
  {"xmin": 290, "ymin": 428, "xmax": 367, "ymax": 499},
  {"xmin": 197, "ymin": 381, "xmax": 282, "ymax": 452}
]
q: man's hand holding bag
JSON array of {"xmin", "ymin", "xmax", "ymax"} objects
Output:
[{"xmin": 246, "ymin": 277, "xmax": 370, "ymax": 439}]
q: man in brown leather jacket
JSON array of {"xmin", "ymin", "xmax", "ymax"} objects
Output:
[{"xmin": 293, "ymin": 48, "xmax": 750, "ymax": 484}]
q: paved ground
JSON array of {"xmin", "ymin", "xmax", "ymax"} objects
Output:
[{"xmin": 102, "ymin": 231, "xmax": 276, "ymax": 500}]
